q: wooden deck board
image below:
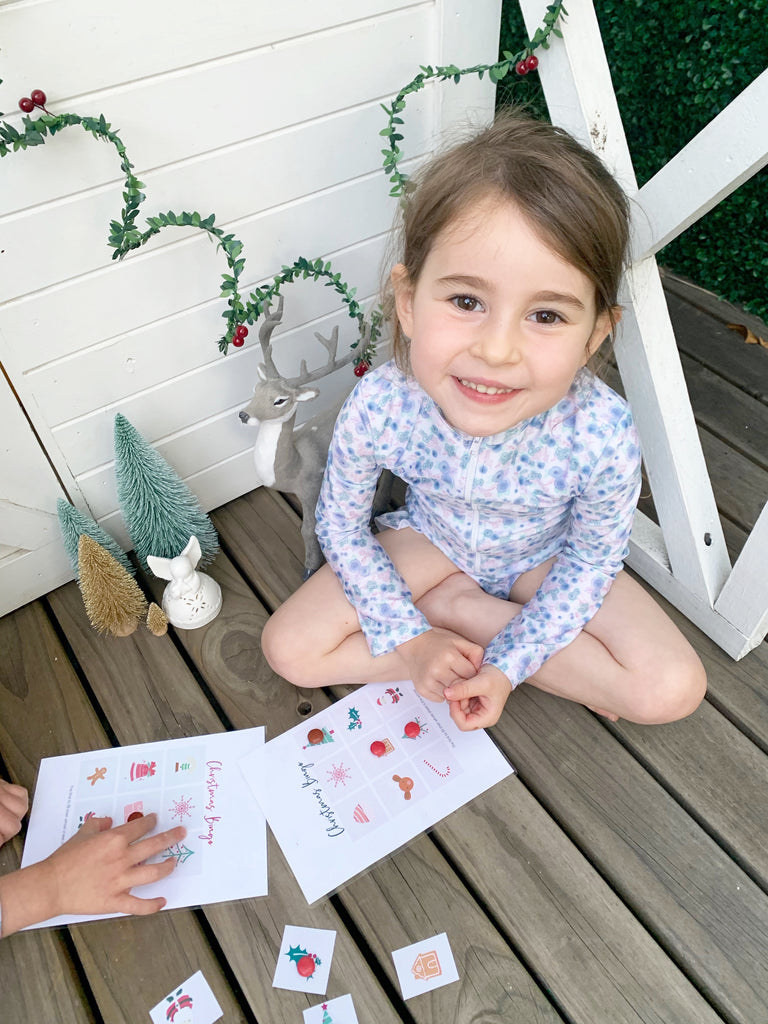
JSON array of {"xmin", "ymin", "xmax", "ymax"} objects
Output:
[{"xmin": 495, "ymin": 685, "xmax": 768, "ymax": 1024}]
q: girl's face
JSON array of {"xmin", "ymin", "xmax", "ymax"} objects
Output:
[{"xmin": 392, "ymin": 195, "xmax": 615, "ymax": 437}]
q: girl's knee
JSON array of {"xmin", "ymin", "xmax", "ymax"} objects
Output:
[
  {"xmin": 627, "ymin": 652, "xmax": 707, "ymax": 725},
  {"xmin": 261, "ymin": 610, "xmax": 312, "ymax": 686}
]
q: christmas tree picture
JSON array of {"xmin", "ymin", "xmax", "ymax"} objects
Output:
[
  {"xmin": 77, "ymin": 535, "xmax": 148, "ymax": 636},
  {"xmin": 114, "ymin": 413, "xmax": 219, "ymax": 571}
]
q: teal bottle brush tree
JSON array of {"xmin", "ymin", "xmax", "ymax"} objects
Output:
[{"xmin": 113, "ymin": 414, "xmax": 220, "ymax": 572}]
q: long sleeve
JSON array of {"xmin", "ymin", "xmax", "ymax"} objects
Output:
[
  {"xmin": 315, "ymin": 380, "xmax": 431, "ymax": 656},
  {"xmin": 482, "ymin": 411, "xmax": 641, "ymax": 686}
]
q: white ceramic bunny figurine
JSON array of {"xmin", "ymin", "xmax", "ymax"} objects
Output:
[{"xmin": 147, "ymin": 535, "xmax": 222, "ymax": 629}]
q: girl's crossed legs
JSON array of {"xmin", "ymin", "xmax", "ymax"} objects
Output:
[{"xmin": 261, "ymin": 527, "xmax": 707, "ymax": 727}]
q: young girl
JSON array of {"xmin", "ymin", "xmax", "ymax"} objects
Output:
[
  {"xmin": 262, "ymin": 110, "xmax": 706, "ymax": 731},
  {"xmin": 0, "ymin": 777, "xmax": 185, "ymax": 936}
]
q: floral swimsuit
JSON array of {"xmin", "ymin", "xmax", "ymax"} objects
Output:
[{"xmin": 316, "ymin": 360, "xmax": 641, "ymax": 686}]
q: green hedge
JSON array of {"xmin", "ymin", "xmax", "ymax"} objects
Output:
[{"xmin": 498, "ymin": 0, "xmax": 767, "ymax": 322}]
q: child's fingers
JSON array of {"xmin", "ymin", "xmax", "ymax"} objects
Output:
[
  {"xmin": 116, "ymin": 894, "xmax": 168, "ymax": 917},
  {"xmin": 443, "ymin": 677, "xmax": 479, "ymax": 703},
  {"xmin": 0, "ymin": 781, "xmax": 29, "ymax": 816},
  {"xmin": 455, "ymin": 638, "xmax": 484, "ymax": 672},
  {"xmin": 0, "ymin": 811, "xmax": 22, "ymax": 843},
  {"xmin": 128, "ymin": 854, "xmax": 178, "ymax": 889},
  {"xmin": 449, "ymin": 695, "xmax": 495, "ymax": 731},
  {"xmin": 131, "ymin": 824, "xmax": 187, "ymax": 865},
  {"xmin": 115, "ymin": 811, "xmax": 160, "ymax": 843},
  {"xmin": 69, "ymin": 815, "xmax": 113, "ymax": 843}
]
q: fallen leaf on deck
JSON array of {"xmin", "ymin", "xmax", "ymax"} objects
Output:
[{"xmin": 727, "ymin": 323, "xmax": 768, "ymax": 348}]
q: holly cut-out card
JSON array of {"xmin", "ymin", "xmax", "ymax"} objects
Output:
[
  {"xmin": 20, "ymin": 728, "xmax": 267, "ymax": 928},
  {"xmin": 239, "ymin": 681, "xmax": 514, "ymax": 904}
]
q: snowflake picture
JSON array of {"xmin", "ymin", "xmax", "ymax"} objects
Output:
[
  {"xmin": 169, "ymin": 793, "xmax": 196, "ymax": 822},
  {"xmin": 325, "ymin": 762, "xmax": 352, "ymax": 788}
]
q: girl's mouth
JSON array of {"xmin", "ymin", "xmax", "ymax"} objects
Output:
[{"xmin": 456, "ymin": 376, "xmax": 518, "ymax": 397}]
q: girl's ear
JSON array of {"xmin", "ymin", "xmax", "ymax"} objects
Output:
[
  {"xmin": 586, "ymin": 305, "xmax": 622, "ymax": 358},
  {"xmin": 391, "ymin": 264, "xmax": 415, "ymax": 338}
]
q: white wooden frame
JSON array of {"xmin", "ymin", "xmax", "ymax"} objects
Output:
[{"xmin": 519, "ymin": 0, "xmax": 768, "ymax": 658}]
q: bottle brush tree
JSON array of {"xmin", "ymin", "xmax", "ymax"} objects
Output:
[
  {"xmin": 57, "ymin": 498, "xmax": 135, "ymax": 578},
  {"xmin": 113, "ymin": 413, "xmax": 219, "ymax": 571},
  {"xmin": 78, "ymin": 535, "xmax": 147, "ymax": 636}
]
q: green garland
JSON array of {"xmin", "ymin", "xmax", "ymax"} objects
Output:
[
  {"xmin": 381, "ymin": 2, "xmax": 566, "ymax": 197},
  {"xmin": 0, "ymin": 2, "xmax": 564, "ymax": 363}
]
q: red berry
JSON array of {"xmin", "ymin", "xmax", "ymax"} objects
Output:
[
  {"xmin": 30, "ymin": 89, "xmax": 47, "ymax": 107},
  {"xmin": 296, "ymin": 955, "xmax": 316, "ymax": 978},
  {"xmin": 354, "ymin": 361, "xmax": 369, "ymax": 377},
  {"xmin": 231, "ymin": 335, "xmax": 245, "ymax": 348},
  {"xmin": 235, "ymin": 324, "xmax": 249, "ymax": 339},
  {"xmin": 515, "ymin": 60, "xmax": 528, "ymax": 76},
  {"xmin": 525, "ymin": 55, "xmax": 539, "ymax": 72},
  {"xmin": 19, "ymin": 97, "xmax": 34, "ymax": 113}
]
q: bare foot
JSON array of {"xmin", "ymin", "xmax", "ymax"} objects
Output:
[{"xmin": 587, "ymin": 705, "xmax": 620, "ymax": 722}]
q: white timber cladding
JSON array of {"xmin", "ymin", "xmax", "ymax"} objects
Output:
[
  {"xmin": 0, "ymin": 0, "xmax": 501, "ymax": 614},
  {"xmin": 519, "ymin": 0, "xmax": 768, "ymax": 657}
]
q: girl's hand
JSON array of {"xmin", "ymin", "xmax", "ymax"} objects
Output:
[
  {"xmin": 44, "ymin": 813, "xmax": 186, "ymax": 918},
  {"xmin": 398, "ymin": 628, "xmax": 484, "ymax": 702},
  {"xmin": 0, "ymin": 812, "xmax": 186, "ymax": 937},
  {"xmin": 444, "ymin": 664, "xmax": 512, "ymax": 730},
  {"xmin": 0, "ymin": 779, "xmax": 28, "ymax": 845}
]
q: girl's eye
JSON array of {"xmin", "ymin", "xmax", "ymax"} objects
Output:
[
  {"xmin": 451, "ymin": 295, "xmax": 483, "ymax": 312},
  {"xmin": 531, "ymin": 309, "xmax": 563, "ymax": 325}
]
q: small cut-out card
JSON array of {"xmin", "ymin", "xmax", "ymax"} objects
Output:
[
  {"xmin": 149, "ymin": 970, "xmax": 223, "ymax": 1024},
  {"xmin": 272, "ymin": 924, "xmax": 336, "ymax": 994},
  {"xmin": 303, "ymin": 993, "xmax": 359, "ymax": 1024},
  {"xmin": 392, "ymin": 931, "xmax": 460, "ymax": 1000}
]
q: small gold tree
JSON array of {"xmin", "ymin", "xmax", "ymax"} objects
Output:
[
  {"xmin": 146, "ymin": 602, "xmax": 169, "ymax": 636},
  {"xmin": 78, "ymin": 535, "xmax": 147, "ymax": 636}
]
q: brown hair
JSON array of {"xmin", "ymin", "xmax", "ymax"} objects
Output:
[{"xmin": 385, "ymin": 108, "xmax": 630, "ymax": 369}]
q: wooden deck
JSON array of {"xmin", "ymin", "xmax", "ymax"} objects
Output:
[{"xmin": 2, "ymin": 276, "xmax": 768, "ymax": 1024}]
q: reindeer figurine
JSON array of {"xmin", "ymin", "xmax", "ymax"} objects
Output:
[{"xmin": 239, "ymin": 296, "xmax": 360, "ymax": 576}]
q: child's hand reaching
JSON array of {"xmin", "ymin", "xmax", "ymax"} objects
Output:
[
  {"xmin": 0, "ymin": 780, "xmax": 28, "ymax": 845},
  {"xmin": 444, "ymin": 664, "xmax": 512, "ymax": 731},
  {"xmin": 0, "ymin": 812, "xmax": 186, "ymax": 937},
  {"xmin": 398, "ymin": 628, "xmax": 484, "ymax": 702}
]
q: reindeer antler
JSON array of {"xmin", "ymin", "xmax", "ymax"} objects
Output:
[
  {"xmin": 257, "ymin": 295, "xmax": 285, "ymax": 378},
  {"xmin": 285, "ymin": 324, "xmax": 356, "ymax": 386}
]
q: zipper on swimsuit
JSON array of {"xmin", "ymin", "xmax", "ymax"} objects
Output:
[{"xmin": 463, "ymin": 437, "xmax": 482, "ymax": 571}]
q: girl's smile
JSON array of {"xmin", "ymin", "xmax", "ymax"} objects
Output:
[{"xmin": 392, "ymin": 195, "xmax": 614, "ymax": 437}]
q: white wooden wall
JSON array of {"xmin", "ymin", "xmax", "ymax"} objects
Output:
[{"xmin": 0, "ymin": 0, "xmax": 501, "ymax": 614}]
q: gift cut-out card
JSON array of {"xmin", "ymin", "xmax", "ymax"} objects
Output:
[
  {"xmin": 240, "ymin": 681, "xmax": 514, "ymax": 903},
  {"xmin": 21, "ymin": 728, "xmax": 267, "ymax": 927}
]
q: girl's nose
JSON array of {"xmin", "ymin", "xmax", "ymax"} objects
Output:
[{"xmin": 471, "ymin": 324, "xmax": 523, "ymax": 366}]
